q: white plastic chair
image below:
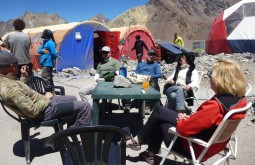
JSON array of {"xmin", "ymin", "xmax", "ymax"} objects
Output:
[
  {"xmin": 160, "ymin": 102, "xmax": 252, "ymax": 165},
  {"xmin": 165, "ymin": 71, "xmax": 204, "ymax": 107}
]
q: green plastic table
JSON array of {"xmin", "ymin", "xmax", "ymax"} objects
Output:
[{"xmin": 91, "ymin": 81, "xmax": 161, "ymax": 124}]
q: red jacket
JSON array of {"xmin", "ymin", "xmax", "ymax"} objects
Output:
[{"xmin": 176, "ymin": 96, "xmax": 247, "ymax": 161}]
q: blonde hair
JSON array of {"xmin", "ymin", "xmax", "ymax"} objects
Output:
[{"xmin": 211, "ymin": 59, "xmax": 247, "ymax": 98}]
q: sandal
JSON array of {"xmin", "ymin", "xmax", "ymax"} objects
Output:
[
  {"xmin": 139, "ymin": 151, "xmax": 155, "ymax": 165},
  {"xmin": 126, "ymin": 134, "xmax": 141, "ymax": 151}
]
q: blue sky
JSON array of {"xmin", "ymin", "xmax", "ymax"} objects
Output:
[{"xmin": 1, "ymin": 0, "xmax": 148, "ymax": 22}]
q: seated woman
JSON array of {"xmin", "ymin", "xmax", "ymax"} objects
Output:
[
  {"xmin": 126, "ymin": 59, "xmax": 247, "ymax": 165},
  {"xmin": 165, "ymin": 52, "xmax": 198, "ymax": 112}
]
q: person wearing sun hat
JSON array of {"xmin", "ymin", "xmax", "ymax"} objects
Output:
[{"xmin": 79, "ymin": 46, "xmax": 120, "ymax": 106}]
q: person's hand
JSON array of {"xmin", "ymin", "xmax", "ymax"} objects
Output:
[
  {"xmin": 176, "ymin": 113, "xmax": 190, "ymax": 122},
  {"xmin": 147, "ymin": 76, "xmax": 152, "ymax": 81},
  {"xmin": 183, "ymin": 85, "xmax": 191, "ymax": 91},
  {"xmin": 42, "ymin": 48, "xmax": 49, "ymax": 54},
  {"xmin": 20, "ymin": 65, "xmax": 28, "ymax": 78},
  {"xmin": 168, "ymin": 79, "xmax": 175, "ymax": 85},
  {"xmin": 44, "ymin": 92, "xmax": 53, "ymax": 99}
]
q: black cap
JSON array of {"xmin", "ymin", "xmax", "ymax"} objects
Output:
[
  {"xmin": 147, "ymin": 50, "xmax": 156, "ymax": 56},
  {"xmin": 0, "ymin": 52, "xmax": 18, "ymax": 67}
]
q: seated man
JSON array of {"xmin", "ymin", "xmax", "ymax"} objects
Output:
[
  {"xmin": 123, "ymin": 50, "xmax": 162, "ymax": 113},
  {"xmin": 79, "ymin": 46, "xmax": 120, "ymax": 106},
  {"xmin": 165, "ymin": 52, "xmax": 198, "ymax": 113},
  {"xmin": 0, "ymin": 52, "xmax": 92, "ymax": 127},
  {"xmin": 135, "ymin": 49, "xmax": 162, "ymax": 91}
]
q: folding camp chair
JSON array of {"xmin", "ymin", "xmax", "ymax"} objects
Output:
[{"xmin": 160, "ymin": 102, "xmax": 252, "ymax": 165}]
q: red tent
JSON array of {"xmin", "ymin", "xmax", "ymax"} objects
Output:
[{"xmin": 111, "ymin": 25, "xmax": 155, "ymax": 60}]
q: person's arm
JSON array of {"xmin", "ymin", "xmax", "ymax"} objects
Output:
[
  {"xmin": 38, "ymin": 43, "xmax": 44, "ymax": 54},
  {"xmin": 143, "ymin": 41, "xmax": 148, "ymax": 51},
  {"xmin": 20, "ymin": 65, "xmax": 29, "ymax": 84},
  {"xmin": 2, "ymin": 36, "xmax": 10, "ymax": 49},
  {"xmin": 189, "ymin": 69, "xmax": 199, "ymax": 89},
  {"xmin": 131, "ymin": 41, "xmax": 137, "ymax": 51},
  {"xmin": 167, "ymin": 71, "xmax": 176, "ymax": 85},
  {"xmin": 114, "ymin": 60, "xmax": 121, "ymax": 75},
  {"xmin": 6, "ymin": 85, "xmax": 51, "ymax": 118},
  {"xmin": 47, "ymin": 41, "xmax": 58, "ymax": 59},
  {"xmin": 180, "ymin": 37, "xmax": 184, "ymax": 47},
  {"xmin": 176, "ymin": 99, "xmax": 223, "ymax": 137},
  {"xmin": 151, "ymin": 63, "xmax": 162, "ymax": 79}
]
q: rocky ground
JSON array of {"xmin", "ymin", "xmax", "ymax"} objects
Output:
[{"xmin": 0, "ymin": 52, "xmax": 255, "ymax": 165}]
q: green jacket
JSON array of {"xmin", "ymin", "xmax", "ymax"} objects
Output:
[
  {"xmin": 0, "ymin": 74, "xmax": 51, "ymax": 119},
  {"xmin": 97, "ymin": 58, "xmax": 120, "ymax": 81}
]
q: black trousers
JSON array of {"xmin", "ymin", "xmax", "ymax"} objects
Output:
[{"xmin": 137, "ymin": 106, "xmax": 188, "ymax": 156}]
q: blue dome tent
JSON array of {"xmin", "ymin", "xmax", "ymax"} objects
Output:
[{"xmin": 15, "ymin": 21, "xmax": 120, "ymax": 72}]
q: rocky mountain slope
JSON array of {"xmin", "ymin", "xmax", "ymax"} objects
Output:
[
  {"xmin": 0, "ymin": 0, "xmax": 240, "ymax": 44},
  {"xmin": 0, "ymin": 11, "xmax": 67, "ymax": 37},
  {"xmin": 108, "ymin": 0, "xmax": 240, "ymax": 42}
]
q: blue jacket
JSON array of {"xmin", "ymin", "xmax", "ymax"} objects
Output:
[
  {"xmin": 38, "ymin": 39, "xmax": 58, "ymax": 67},
  {"xmin": 135, "ymin": 61, "xmax": 162, "ymax": 79}
]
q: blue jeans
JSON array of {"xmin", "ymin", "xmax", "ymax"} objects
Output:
[{"xmin": 166, "ymin": 85, "xmax": 185, "ymax": 111}]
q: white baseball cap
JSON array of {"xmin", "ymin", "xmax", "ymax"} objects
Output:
[{"xmin": 101, "ymin": 46, "xmax": 111, "ymax": 52}]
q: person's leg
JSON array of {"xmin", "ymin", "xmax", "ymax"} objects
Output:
[
  {"xmin": 137, "ymin": 106, "xmax": 178, "ymax": 147},
  {"xmin": 166, "ymin": 86, "xmax": 179, "ymax": 110},
  {"xmin": 78, "ymin": 82, "xmax": 97, "ymax": 106},
  {"xmin": 46, "ymin": 66, "xmax": 54, "ymax": 86},
  {"xmin": 160, "ymin": 123, "xmax": 191, "ymax": 158},
  {"xmin": 137, "ymin": 53, "xmax": 143, "ymax": 63},
  {"xmin": 121, "ymin": 99, "xmax": 131, "ymax": 113},
  {"xmin": 41, "ymin": 66, "xmax": 54, "ymax": 86},
  {"xmin": 166, "ymin": 86, "xmax": 186, "ymax": 111},
  {"xmin": 127, "ymin": 106, "xmax": 178, "ymax": 164},
  {"xmin": 175, "ymin": 87, "xmax": 186, "ymax": 111},
  {"xmin": 43, "ymin": 95, "xmax": 92, "ymax": 127},
  {"xmin": 166, "ymin": 92, "xmax": 177, "ymax": 110}
]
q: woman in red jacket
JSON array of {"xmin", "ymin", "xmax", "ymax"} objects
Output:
[{"xmin": 127, "ymin": 59, "xmax": 247, "ymax": 165}]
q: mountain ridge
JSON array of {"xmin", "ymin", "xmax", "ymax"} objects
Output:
[{"xmin": 0, "ymin": 0, "xmax": 240, "ymax": 46}]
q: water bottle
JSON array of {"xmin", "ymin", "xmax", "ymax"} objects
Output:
[{"xmin": 119, "ymin": 67, "xmax": 127, "ymax": 77}]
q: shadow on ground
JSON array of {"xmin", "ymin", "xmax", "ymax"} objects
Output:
[
  {"xmin": 13, "ymin": 133, "xmax": 59, "ymax": 163},
  {"xmin": 99, "ymin": 102, "xmax": 145, "ymax": 136}
]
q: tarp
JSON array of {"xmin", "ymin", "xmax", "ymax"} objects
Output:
[
  {"xmin": 110, "ymin": 25, "xmax": 155, "ymax": 60},
  {"xmin": 156, "ymin": 42, "xmax": 183, "ymax": 54},
  {"xmin": 206, "ymin": 0, "xmax": 255, "ymax": 55}
]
